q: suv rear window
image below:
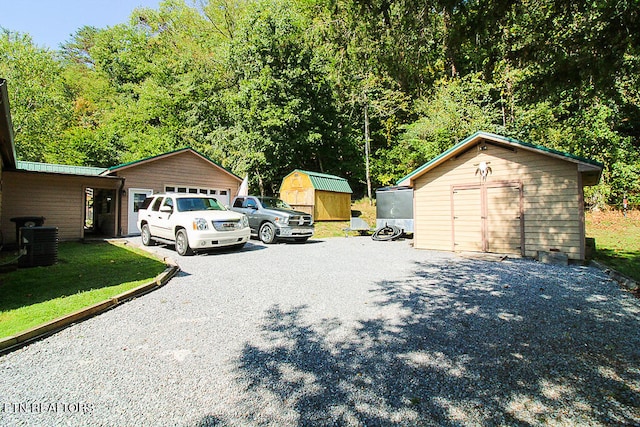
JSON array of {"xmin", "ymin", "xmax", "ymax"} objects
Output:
[
  {"xmin": 151, "ymin": 197, "xmax": 164, "ymax": 211},
  {"xmin": 140, "ymin": 197, "xmax": 154, "ymax": 210}
]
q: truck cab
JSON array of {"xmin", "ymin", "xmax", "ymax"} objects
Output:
[{"xmin": 230, "ymin": 196, "xmax": 314, "ymax": 244}]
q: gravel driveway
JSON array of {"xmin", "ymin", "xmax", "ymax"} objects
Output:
[{"xmin": 1, "ymin": 237, "xmax": 639, "ymax": 426}]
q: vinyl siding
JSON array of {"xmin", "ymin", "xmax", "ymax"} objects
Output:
[
  {"xmin": 112, "ymin": 151, "xmax": 241, "ymax": 235},
  {"xmin": 414, "ymin": 142, "xmax": 584, "ymax": 259},
  {"xmin": 1, "ymin": 171, "xmax": 121, "ymax": 243}
]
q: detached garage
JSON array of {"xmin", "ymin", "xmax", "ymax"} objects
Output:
[
  {"xmin": 280, "ymin": 170, "xmax": 353, "ymax": 220},
  {"xmin": 103, "ymin": 148, "xmax": 242, "ymax": 235},
  {"xmin": 398, "ymin": 132, "xmax": 603, "ymax": 261}
]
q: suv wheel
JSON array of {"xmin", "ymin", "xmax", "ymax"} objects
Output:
[
  {"xmin": 175, "ymin": 229, "xmax": 193, "ymax": 256},
  {"xmin": 259, "ymin": 222, "xmax": 276, "ymax": 244},
  {"xmin": 141, "ymin": 224, "xmax": 155, "ymax": 246}
]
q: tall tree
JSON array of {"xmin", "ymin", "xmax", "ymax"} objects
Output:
[
  {"xmin": 225, "ymin": 0, "xmax": 351, "ymax": 194},
  {"xmin": 0, "ymin": 30, "xmax": 72, "ymax": 162},
  {"xmin": 374, "ymin": 74, "xmax": 500, "ymax": 186}
]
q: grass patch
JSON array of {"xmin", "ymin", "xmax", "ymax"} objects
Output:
[
  {"xmin": 0, "ymin": 241, "xmax": 166, "ymax": 339},
  {"xmin": 314, "ymin": 198, "xmax": 377, "ymax": 239},
  {"xmin": 586, "ymin": 210, "xmax": 640, "ymax": 282}
]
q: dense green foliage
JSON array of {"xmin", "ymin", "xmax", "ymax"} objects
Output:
[{"xmin": 1, "ymin": 0, "xmax": 638, "ymax": 205}]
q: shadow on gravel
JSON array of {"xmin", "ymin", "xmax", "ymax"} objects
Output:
[{"xmin": 201, "ymin": 259, "xmax": 640, "ymax": 425}]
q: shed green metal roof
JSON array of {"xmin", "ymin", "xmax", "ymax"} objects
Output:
[
  {"xmin": 17, "ymin": 161, "xmax": 108, "ymax": 176},
  {"xmin": 290, "ymin": 170, "xmax": 353, "ymax": 193}
]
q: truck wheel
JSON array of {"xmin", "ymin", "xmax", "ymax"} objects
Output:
[
  {"xmin": 259, "ymin": 222, "xmax": 276, "ymax": 244},
  {"xmin": 141, "ymin": 224, "xmax": 155, "ymax": 246},
  {"xmin": 175, "ymin": 229, "xmax": 193, "ymax": 256}
]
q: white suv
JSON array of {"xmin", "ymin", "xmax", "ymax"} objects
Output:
[{"xmin": 137, "ymin": 193, "xmax": 250, "ymax": 256}]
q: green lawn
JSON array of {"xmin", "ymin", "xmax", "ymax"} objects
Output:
[
  {"xmin": 0, "ymin": 241, "xmax": 166, "ymax": 339},
  {"xmin": 586, "ymin": 210, "xmax": 640, "ymax": 283},
  {"xmin": 314, "ymin": 198, "xmax": 377, "ymax": 238}
]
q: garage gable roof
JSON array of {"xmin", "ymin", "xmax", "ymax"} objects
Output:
[
  {"xmin": 289, "ymin": 170, "xmax": 353, "ymax": 193},
  {"xmin": 397, "ymin": 131, "xmax": 604, "ymax": 186},
  {"xmin": 104, "ymin": 147, "xmax": 241, "ymax": 182}
]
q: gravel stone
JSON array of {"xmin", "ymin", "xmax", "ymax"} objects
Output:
[{"xmin": 0, "ymin": 237, "xmax": 639, "ymax": 426}]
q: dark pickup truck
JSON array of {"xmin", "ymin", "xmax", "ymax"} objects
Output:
[{"xmin": 230, "ymin": 196, "xmax": 314, "ymax": 244}]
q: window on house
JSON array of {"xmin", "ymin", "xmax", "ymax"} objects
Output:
[{"xmin": 164, "ymin": 185, "xmax": 226, "ymax": 196}]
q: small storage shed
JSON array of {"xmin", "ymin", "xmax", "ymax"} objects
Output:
[
  {"xmin": 397, "ymin": 132, "xmax": 603, "ymax": 261},
  {"xmin": 280, "ymin": 170, "xmax": 353, "ymax": 220}
]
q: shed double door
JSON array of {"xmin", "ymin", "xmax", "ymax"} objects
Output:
[{"xmin": 452, "ymin": 182, "xmax": 523, "ymax": 255}]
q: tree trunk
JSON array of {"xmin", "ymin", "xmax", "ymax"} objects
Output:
[
  {"xmin": 256, "ymin": 170, "xmax": 265, "ymax": 197},
  {"xmin": 364, "ymin": 102, "xmax": 372, "ymax": 205}
]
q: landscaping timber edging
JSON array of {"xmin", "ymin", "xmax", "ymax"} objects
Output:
[
  {"xmin": 590, "ymin": 260, "xmax": 639, "ymax": 292},
  {"xmin": 0, "ymin": 257, "xmax": 180, "ymax": 354}
]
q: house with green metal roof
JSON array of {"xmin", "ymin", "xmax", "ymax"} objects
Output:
[
  {"xmin": 399, "ymin": 131, "xmax": 603, "ymax": 261},
  {"xmin": 17, "ymin": 161, "xmax": 108, "ymax": 176},
  {"xmin": 1, "ymin": 145, "xmax": 243, "ymax": 245},
  {"xmin": 280, "ymin": 170, "xmax": 353, "ymax": 220}
]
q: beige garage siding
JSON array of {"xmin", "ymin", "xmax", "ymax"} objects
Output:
[
  {"xmin": 1, "ymin": 171, "xmax": 122, "ymax": 243},
  {"xmin": 113, "ymin": 151, "xmax": 241, "ymax": 235},
  {"xmin": 486, "ymin": 184, "xmax": 522, "ymax": 254},
  {"xmin": 414, "ymin": 143, "xmax": 582, "ymax": 258}
]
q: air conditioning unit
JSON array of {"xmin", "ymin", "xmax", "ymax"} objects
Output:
[{"xmin": 18, "ymin": 226, "xmax": 58, "ymax": 268}]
